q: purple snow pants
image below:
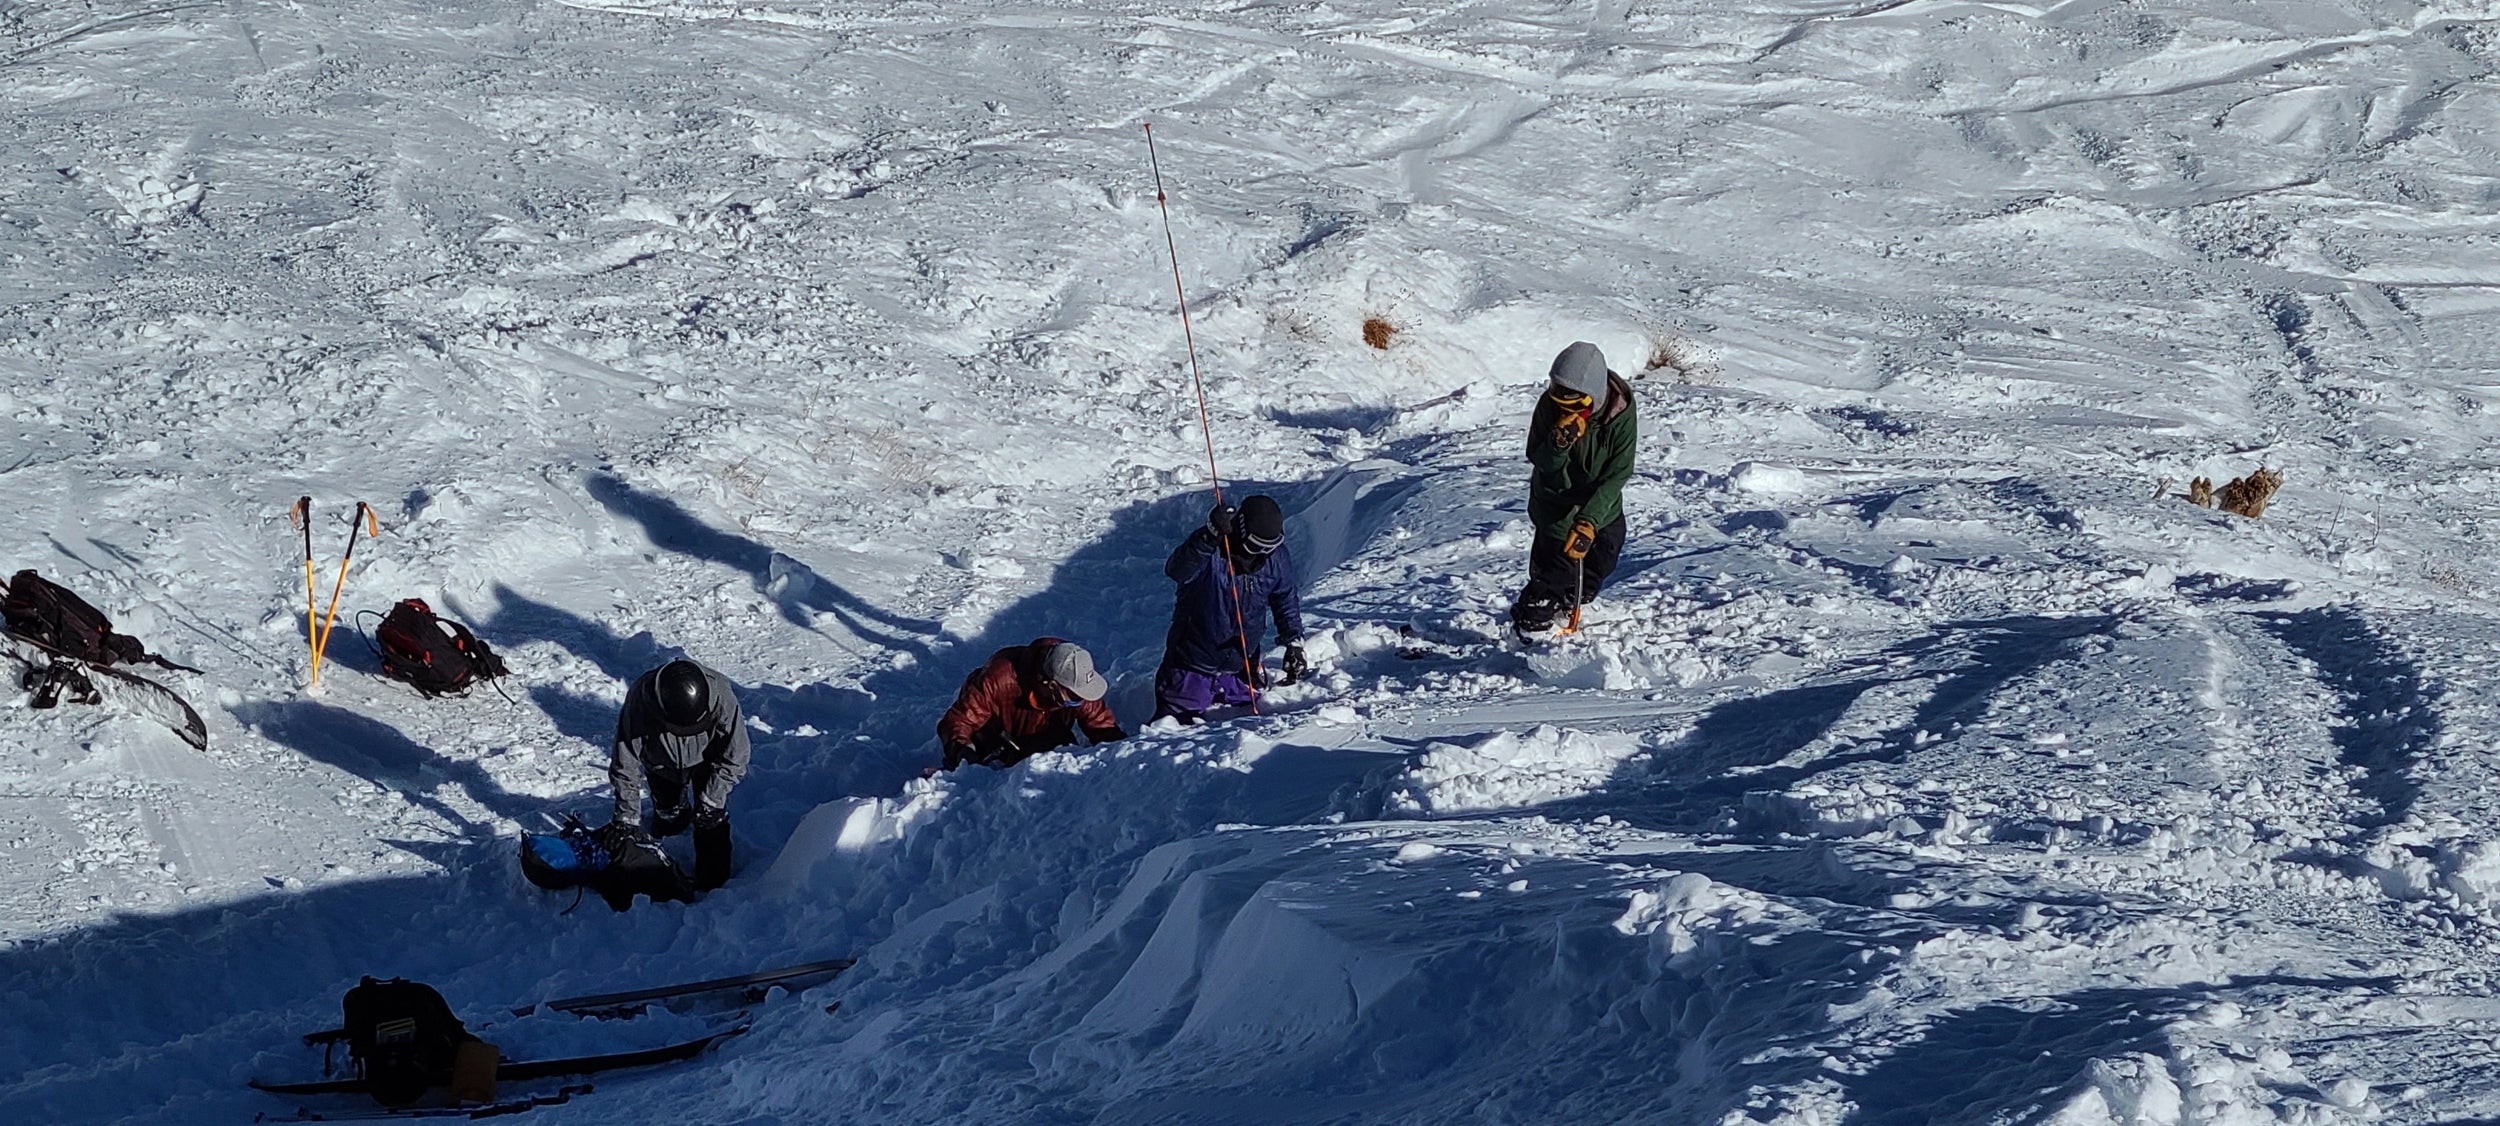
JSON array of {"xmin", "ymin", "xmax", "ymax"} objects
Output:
[{"xmin": 1152, "ymin": 661, "xmax": 1257, "ymax": 723}]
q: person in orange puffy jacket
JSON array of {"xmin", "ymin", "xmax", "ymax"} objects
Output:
[{"xmin": 935, "ymin": 637, "xmax": 1126, "ymax": 770}]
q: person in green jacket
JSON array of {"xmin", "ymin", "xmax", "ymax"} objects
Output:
[{"xmin": 1511, "ymin": 341, "xmax": 1637, "ymax": 634}]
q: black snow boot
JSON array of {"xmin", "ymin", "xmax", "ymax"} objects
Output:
[{"xmin": 693, "ymin": 811, "xmax": 732, "ymax": 891}]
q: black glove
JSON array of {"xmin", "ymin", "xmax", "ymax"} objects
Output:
[
  {"xmin": 1280, "ymin": 642, "xmax": 1310, "ymax": 685},
  {"xmin": 1206, "ymin": 503, "xmax": 1240, "ymax": 541},
  {"xmin": 651, "ymin": 806, "xmax": 693, "ymax": 838},
  {"xmin": 692, "ymin": 805, "xmax": 728, "ymax": 831},
  {"xmin": 595, "ymin": 818, "xmax": 651, "ymax": 853}
]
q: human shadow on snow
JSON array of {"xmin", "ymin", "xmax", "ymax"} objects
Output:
[
  {"xmin": 1513, "ymin": 613, "xmax": 2119, "ymax": 836},
  {"xmin": 1839, "ymin": 975, "xmax": 2399, "ymax": 1126},
  {"xmin": 584, "ymin": 472, "xmax": 943, "ymax": 658},
  {"xmin": 229, "ymin": 699, "xmax": 543, "ymax": 832},
  {"xmin": 2253, "ymin": 605, "xmax": 2435, "ymax": 833}
]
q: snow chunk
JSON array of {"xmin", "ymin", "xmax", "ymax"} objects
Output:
[
  {"xmin": 1730, "ymin": 461, "xmax": 1808, "ymax": 495},
  {"xmin": 1610, "ymin": 872, "xmax": 1789, "ymax": 971},
  {"xmin": 1385, "ymin": 725, "xmax": 1644, "ymax": 816}
]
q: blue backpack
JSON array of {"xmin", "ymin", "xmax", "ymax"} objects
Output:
[
  {"xmin": 519, "ymin": 818, "xmax": 611, "ymax": 891},
  {"xmin": 519, "ymin": 816, "xmax": 695, "ymax": 911}
]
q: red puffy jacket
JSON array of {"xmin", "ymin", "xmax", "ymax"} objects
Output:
[{"xmin": 937, "ymin": 638, "xmax": 1125, "ymax": 769}]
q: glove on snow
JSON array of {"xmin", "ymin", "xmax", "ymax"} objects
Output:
[
  {"xmin": 1563, "ymin": 518, "xmax": 1598, "ymax": 561},
  {"xmin": 1280, "ymin": 642, "xmax": 1310, "ymax": 685}
]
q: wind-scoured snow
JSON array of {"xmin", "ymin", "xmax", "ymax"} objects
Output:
[{"xmin": 3, "ymin": 0, "xmax": 2498, "ymax": 1122}]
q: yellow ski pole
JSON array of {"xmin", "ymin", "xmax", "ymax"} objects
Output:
[
  {"xmin": 310, "ymin": 502, "xmax": 378, "ymax": 686},
  {"xmin": 291, "ymin": 497, "xmax": 317, "ymax": 678}
]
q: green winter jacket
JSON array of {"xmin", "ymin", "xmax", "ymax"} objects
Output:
[{"xmin": 1526, "ymin": 373, "xmax": 1637, "ymax": 540}]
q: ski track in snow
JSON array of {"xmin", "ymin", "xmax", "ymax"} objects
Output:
[{"xmin": 1, "ymin": 0, "xmax": 2498, "ymax": 1122}]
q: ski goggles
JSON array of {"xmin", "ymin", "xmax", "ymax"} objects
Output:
[
  {"xmin": 1239, "ymin": 529, "xmax": 1283, "ymax": 555},
  {"xmin": 1546, "ymin": 386, "xmax": 1593, "ymax": 410}
]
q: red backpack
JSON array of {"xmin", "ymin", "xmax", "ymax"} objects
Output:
[{"xmin": 372, "ymin": 599, "xmax": 508, "ymax": 697}]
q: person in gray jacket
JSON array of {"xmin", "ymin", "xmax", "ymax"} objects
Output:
[{"xmin": 610, "ymin": 658, "xmax": 749, "ymax": 890}]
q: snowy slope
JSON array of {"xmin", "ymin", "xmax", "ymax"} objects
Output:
[{"xmin": 3, "ymin": 0, "xmax": 2498, "ymax": 1122}]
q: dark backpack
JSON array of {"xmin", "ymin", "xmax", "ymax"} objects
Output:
[
  {"xmin": 520, "ymin": 818, "xmax": 694, "ymax": 912},
  {"xmin": 2, "ymin": 570, "xmax": 145, "ymax": 666},
  {"xmin": 592, "ymin": 824, "xmax": 698, "ymax": 911},
  {"xmin": 340, "ymin": 976, "xmax": 474, "ymax": 1106},
  {"xmin": 374, "ymin": 599, "xmax": 507, "ymax": 697}
]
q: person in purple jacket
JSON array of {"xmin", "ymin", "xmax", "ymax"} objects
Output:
[{"xmin": 1154, "ymin": 494, "xmax": 1308, "ymax": 723}]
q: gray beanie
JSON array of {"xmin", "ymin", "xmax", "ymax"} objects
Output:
[
  {"xmin": 1548, "ymin": 342, "xmax": 1609, "ymax": 398},
  {"xmin": 1041, "ymin": 641, "xmax": 1108, "ymax": 702}
]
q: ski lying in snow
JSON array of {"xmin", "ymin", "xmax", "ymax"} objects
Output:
[
  {"xmin": 516, "ymin": 957, "xmax": 855, "ymax": 1018},
  {"xmin": 0, "ymin": 633, "xmax": 208, "ymax": 750},
  {"xmin": 252, "ymin": 1026, "xmax": 745, "ymax": 1097},
  {"xmin": 253, "ymin": 1084, "xmax": 589, "ymax": 1121},
  {"xmin": 299, "ymin": 957, "xmax": 854, "ymax": 1046}
]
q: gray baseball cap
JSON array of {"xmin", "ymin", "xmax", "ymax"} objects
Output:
[{"xmin": 1042, "ymin": 641, "xmax": 1108, "ymax": 702}]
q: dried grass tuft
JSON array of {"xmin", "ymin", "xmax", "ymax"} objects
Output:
[
  {"xmin": 1644, "ymin": 334, "xmax": 1723, "ymax": 384},
  {"xmin": 2219, "ymin": 467, "xmax": 2283, "ymax": 519},
  {"xmin": 1361, "ymin": 316, "xmax": 1396, "ymax": 351}
]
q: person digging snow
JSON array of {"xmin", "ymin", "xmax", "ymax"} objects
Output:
[
  {"xmin": 1153, "ymin": 494, "xmax": 1308, "ymax": 723},
  {"xmin": 1511, "ymin": 341, "xmax": 1638, "ymax": 636},
  {"xmin": 937, "ymin": 637, "xmax": 1126, "ymax": 770},
  {"xmin": 610, "ymin": 658, "xmax": 748, "ymax": 891}
]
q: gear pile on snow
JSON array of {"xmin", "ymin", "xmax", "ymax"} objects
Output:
[{"xmin": 0, "ymin": 569, "xmax": 208, "ymax": 749}]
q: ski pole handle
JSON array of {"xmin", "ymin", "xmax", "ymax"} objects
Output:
[{"xmin": 294, "ymin": 497, "xmax": 318, "ymax": 682}]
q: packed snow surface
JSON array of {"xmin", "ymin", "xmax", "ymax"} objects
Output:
[{"xmin": 4, "ymin": 0, "xmax": 2499, "ymax": 1122}]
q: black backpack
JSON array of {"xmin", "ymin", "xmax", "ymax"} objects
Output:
[
  {"xmin": 590, "ymin": 821, "xmax": 697, "ymax": 911},
  {"xmin": 373, "ymin": 599, "xmax": 508, "ymax": 697},
  {"xmin": 2, "ymin": 569, "xmax": 147, "ymax": 666},
  {"xmin": 340, "ymin": 976, "xmax": 475, "ymax": 1106}
]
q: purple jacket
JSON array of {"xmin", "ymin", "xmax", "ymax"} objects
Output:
[{"xmin": 1162, "ymin": 529, "xmax": 1303, "ymax": 676}]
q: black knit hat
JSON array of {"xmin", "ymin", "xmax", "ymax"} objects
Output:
[{"xmin": 1239, "ymin": 495, "xmax": 1284, "ymax": 554}]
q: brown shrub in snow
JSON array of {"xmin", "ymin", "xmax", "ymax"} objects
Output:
[
  {"xmin": 2219, "ymin": 467, "xmax": 2284, "ymax": 519},
  {"xmin": 1361, "ymin": 316, "xmax": 1396, "ymax": 350}
]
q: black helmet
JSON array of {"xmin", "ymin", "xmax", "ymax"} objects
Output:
[
  {"xmin": 1238, "ymin": 495, "xmax": 1285, "ymax": 555},
  {"xmin": 653, "ymin": 660, "xmax": 710, "ymax": 731}
]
